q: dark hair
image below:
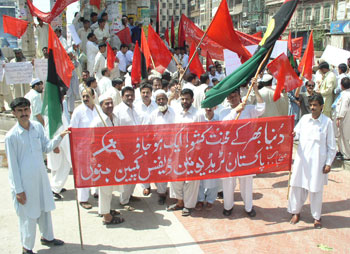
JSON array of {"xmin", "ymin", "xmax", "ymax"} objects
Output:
[
  {"xmin": 200, "ymin": 73, "xmax": 209, "ymax": 83},
  {"xmin": 98, "ymin": 42, "xmax": 107, "ymax": 49},
  {"xmin": 162, "ymin": 80, "xmax": 169, "ymax": 89},
  {"xmin": 83, "ymin": 19, "xmax": 90, "ymax": 24},
  {"xmin": 169, "ymin": 79, "xmax": 178, "ymax": 87},
  {"xmin": 152, "ymin": 77, "xmax": 161, "ymax": 83},
  {"xmin": 101, "ymin": 68, "xmax": 109, "ymax": 76},
  {"xmin": 338, "ymin": 63, "xmax": 348, "ymax": 74},
  {"xmin": 162, "ymin": 72, "xmax": 171, "ymax": 81},
  {"xmin": 86, "ymin": 77, "xmax": 96, "ymax": 87},
  {"xmin": 121, "ymin": 86, "xmax": 134, "ymax": 96},
  {"xmin": 318, "ymin": 62, "xmax": 329, "ymax": 70},
  {"xmin": 185, "ymin": 73, "xmax": 197, "ymax": 83},
  {"xmin": 305, "ymin": 80, "xmax": 315, "ymax": 87},
  {"xmin": 101, "ymin": 13, "xmax": 108, "ymax": 18},
  {"xmin": 341, "ymin": 77, "xmax": 350, "ymax": 89},
  {"xmin": 140, "ymin": 83, "xmax": 152, "ymax": 92},
  {"xmin": 82, "ymin": 87, "xmax": 95, "ymax": 96},
  {"xmin": 181, "ymin": 88, "xmax": 194, "ymax": 99},
  {"xmin": 98, "ymin": 18, "xmax": 105, "ymax": 24},
  {"xmin": 308, "ymin": 93, "xmax": 324, "ymax": 106},
  {"xmin": 10, "ymin": 97, "xmax": 30, "ymax": 111},
  {"xmin": 208, "ymin": 65, "xmax": 216, "ymax": 71},
  {"xmin": 90, "ymin": 12, "xmax": 98, "ymax": 18},
  {"xmin": 231, "ymin": 87, "xmax": 240, "ymax": 95},
  {"xmin": 87, "ymin": 32, "xmax": 95, "ymax": 40},
  {"xmin": 82, "ymin": 70, "xmax": 90, "ymax": 75},
  {"xmin": 112, "ymin": 78, "xmax": 123, "ymax": 87},
  {"xmin": 120, "ymin": 44, "xmax": 128, "ymax": 50}
]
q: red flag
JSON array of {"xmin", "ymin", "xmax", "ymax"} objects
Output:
[
  {"xmin": 131, "ymin": 41, "xmax": 142, "ymax": 86},
  {"xmin": 116, "ymin": 27, "xmax": 132, "ymax": 45},
  {"xmin": 48, "ymin": 25, "xmax": 75, "ymax": 88},
  {"xmin": 148, "ymin": 25, "xmax": 172, "ymax": 74},
  {"xmin": 291, "ymin": 37, "xmax": 303, "ymax": 59},
  {"xmin": 178, "ymin": 15, "xmax": 186, "ymax": 48},
  {"xmin": 90, "ymin": 0, "xmax": 100, "ymax": 9},
  {"xmin": 156, "ymin": 0, "xmax": 160, "ymax": 34},
  {"xmin": 189, "ymin": 43, "xmax": 205, "ymax": 79},
  {"xmin": 107, "ymin": 42, "xmax": 115, "ymax": 70},
  {"xmin": 171, "ymin": 17, "xmax": 175, "ymax": 48},
  {"xmin": 206, "ymin": 51, "xmax": 214, "ymax": 72},
  {"xmin": 165, "ymin": 28, "xmax": 170, "ymax": 45},
  {"xmin": 2, "ymin": 15, "xmax": 28, "ymax": 38},
  {"xmin": 253, "ymin": 31, "xmax": 262, "ymax": 38},
  {"xmin": 268, "ymin": 53, "xmax": 303, "ymax": 101},
  {"xmin": 298, "ymin": 31, "xmax": 314, "ymax": 81},
  {"xmin": 206, "ymin": 0, "xmax": 251, "ymax": 63},
  {"xmin": 141, "ymin": 29, "xmax": 152, "ymax": 69},
  {"xmin": 26, "ymin": 0, "xmax": 77, "ymax": 24}
]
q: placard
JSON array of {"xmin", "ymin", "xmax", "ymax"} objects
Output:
[{"xmin": 5, "ymin": 62, "xmax": 33, "ymax": 85}]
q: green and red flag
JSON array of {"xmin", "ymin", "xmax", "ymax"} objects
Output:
[
  {"xmin": 202, "ymin": 0, "xmax": 299, "ymax": 108},
  {"xmin": 287, "ymin": 31, "xmax": 297, "ymax": 69},
  {"xmin": 42, "ymin": 25, "xmax": 75, "ymax": 138},
  {"xmin": 131, "ymin": 40, "xmax": 147, "ymax": 86},
  {"xmin": 141, "ymin": 28, "xmax": 152, "ymax": 69},
  {"xmin": 298, "ymin": 31, "xmax": 314, "ymax": 81}
]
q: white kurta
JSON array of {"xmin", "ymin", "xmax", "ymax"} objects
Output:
[
  {"xmin": 336, "ymin": 89, "xmax": 350, "ymax": 159},
  {"xmin": 94, "ymin": 27, "xmax": 110, "ymax": 43},
  {"xmin": 134, "ymin": 99, "xmax": 158, "ymax": 124},
  {"xmin": 116, "ymin": 51, "xmax": 128, "ymax": 73},
  {"xmin": 24, "ymin": 89, "xmax": 42, "ymax": 123},
  {"xmin": 77, "ymin": 27, "xmax": 92, "ymax": 54},
  {"xmin": 320, "ymin": 71, "xmax": 337, "ymax": 118},
  {"xmin": 34, "ymin": 24, "xmax": 49, "ymax": 58},
  {"xmin": 291, "ymin": 114, "xmax": 336, "ymax": 192},
  {"xmin": 59, "ymin": 36, "xmax": 69, "ymax": 51},
  {"xmin": 93, "ymin": 52, "xmax": 106, "ymax": 82},
  {"xmin": 97, "ymin": 76, "xmax": 112, "ymax": 95},
  {"xmin": 193, "ymin": 83, "xmax": 208, "ymax": 109},
  {"xmin": 86, "ymin": 41, "xmax": 99, "ymax": 76},
  {"xmin": 5, "ymin": 121, "xmax": 62, "ymax": 219},
  {"xmin": 104, "ymin": 86, "xmax": 122, "ymax": 107}
]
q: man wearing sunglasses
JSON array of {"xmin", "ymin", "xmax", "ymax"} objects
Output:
[{"xmin": 295, "ymin": 80, "xmax": 317, "ymax": 117}]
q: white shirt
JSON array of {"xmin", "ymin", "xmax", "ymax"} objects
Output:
[
  {"xmin": 335, "ymin": 73, "xmax": 348, "ymax": 95},
  {"xmin": 77, "ymin": 27, "xmax": 92, "ymax": 54},
  {"xmin": 103, "ymin": 86, "xmax": 122, "ymax": 107},
  {"xmin": 209, "ymin": 73, "xmax": 222, "ymax": 87},
  {"xmin": 134, "ymin": 99, "xmax": 158, "ymax": 124},
  {"xmin": 147, "ymin": 106, "xmax": 176, "ymax": 125},
  {"xmin": 97, "ymin": 76, "xmax": 112, "ymax": 95},
  {"xmin": 34, "ymin": 24, "xmax": 49, "ymax": 50},
  {"xmin": 182, "ymin": 82, "xmax": 196, "ymax": 92},
  {"xmin": 220, "ymin": 102, "xmax": 265, "ymax": 121},
  {"xmin": 24, "ymin": 89, "xmax": 42, "ymax": 123},
  {"xmin": 94, "ymin": 27, "xmax": 110, "ymax": 43},
  {"xmin": 175, "ymin": 105, "xmax": 198, "ymax": 123},
  {"xmin": 126, "ymin": 50, "xmax": 133, "ymax": 64},
  {"xmin": 59, "ymin": 36, "xmax": 69, "ymax": 51},
  {"xmin": 193, "ymin": 83, "xmax": 208, "ymax": 109},
  {"xmin": 5, "ymin": 121, "xmax": 62, "ymax": 218},
  {"xmin": 182, "ymin": 54, "xmax": 189, "ymax": 69},
  {"xmin": 70, "ymin": 103, "xmax": 100, "ymax": 128},
  {"xmin": 116, "ymin": 51, "xmax": 128, "ymax": 72},
  {"xmin": 93, "ymin": 51, "xmax": 106, "ymax": 81},
  {"xmin": 113, "ymin": 102, "xmax": 141, "ymax": 126},
  {"xmin": 86, "ymin": 40, "xmax": 99, "ymax": 72},
  {"xmin": 91, "ymin": 112, "xmax": 118, "ymax": 127},
  {"xmin": 291, "ymin": 114, "xmax": 336, "ymax": 192}
]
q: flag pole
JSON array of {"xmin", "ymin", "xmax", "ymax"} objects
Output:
[
  {"xmin": 75, "ymin": 189, "xmax": 84, "ymax": 250},
  {"xmin": 235, "ymin": 47, "xmax": 273, "ymax": 120}
]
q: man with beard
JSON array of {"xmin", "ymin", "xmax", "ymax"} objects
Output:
[
  {"xmin": 167, "ymin": 89, "xmax": 199, "ymax": 216},
  {"xmin": 79, "ymin": 70, "xmax": 90, "ymax": 94},
  {"xmin": 288, "ymin": 94, "xmax": 336, "ymax": 229},
  {"xmin": 91, "ymin": 94, "xmax": 125, "ymax": 225},
  {"xmin": 24, "ymin": 79, "xmax": 45, "ymax": 126},
  {"xmin": 70, "ymin": 88, "xmax": 100, "ymax": 209}
]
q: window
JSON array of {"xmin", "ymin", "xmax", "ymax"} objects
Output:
[
  {"xmin": 176, "ymin": 3, "xmax": 179, "ymax": 9},
  {"xmin": 175, "ymin": 15, "xmax": 179, "ymax": 22},
  {"xmin": 162, "ymin": 15, "xmax": 166, "ymax": 21},
  {"xmin": 314, "ymin": 6, "xmax": 320, "ymax": 24},
  {"xmin": 297, "ymin": 10, "xmax": 303, "ymax": 24},
  {"xmin": 162, "ymin": 3, "xmax": 166, "ymax": 8},
  {"xmin": 182, "ymin": 4, "xmax": 186, "ymax": 9},
  {"xmin": 324, "ymin": 4, "xmax": 331, "ymax": 20},
  {"xmin": 169, "ymin": 3, "xmax": 172, "ymax": 8},
  {"xmin": 305, "ymin": 8, "xmax": 312, "ymax": 23}
]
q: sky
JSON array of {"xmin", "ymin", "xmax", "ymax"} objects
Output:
[{"xmin": 32, "ymin": 0, "xmax": 80, "ymax": 24}]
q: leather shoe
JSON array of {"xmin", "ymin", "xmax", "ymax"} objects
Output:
[
  {"xmin": 246, "ymin": 208, "xmax": 256, "ymax": 217},
  {"xmin": 314, "ymin": 219, "xmax": 322, "ymax": 229},
  {"xmin": 290, "ymin": 214, "xmax": 300, "ymax": 224},
  {"xmin": 23, "ymin": 248, "xmax": 35, "ymax": 254},
  {"xmin": 158, "ymin": 195, "xmax": 166, "ymax": 205},
  {"xmin": 40, "ymin": 238, "xmax": 64, "ymax": 246},
  {"xmin": 223, "ymin": 208, "xmax": 233, "ymax": 216}
]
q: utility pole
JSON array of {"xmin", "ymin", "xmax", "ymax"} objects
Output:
[{"xmin": 17, "ymin": 0, "xmax": 35, "ymax": 59}]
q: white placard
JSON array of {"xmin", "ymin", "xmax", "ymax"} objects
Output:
[
  {"xmin": 270, "ymin": 40, "xmax": 288, "ymax": 59},
  {"xmin": 224, "ymin": 49, "xmax": 242, "ymax": 75},
  {"xmin": 321, "ymin": 45, "xmax": 350, "ymax": 67},
  {"xmin": 5, "ymin": 62, "xmax": 33, "ymax": 85},
  {"xmin": 68, "ymin": 24, "xmax": 82, "ymax": 45},
  {"xmin": 34, "ymin": 58, "xmax": 48, "ymax": 82}
]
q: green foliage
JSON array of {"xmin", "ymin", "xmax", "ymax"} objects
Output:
[{"xmin": 313, "ymin": 30, "xmax": 326, "ymax": 51}]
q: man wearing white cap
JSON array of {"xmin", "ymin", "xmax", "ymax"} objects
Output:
[
  {"xmin": 141, "ymin": 89, "xmax": 175, "ymax": 204},
  {"xmin": 24, "ymin": 79, "xmax": 44, "ymax": 126},
  {"xmin": 90, "ymin": 94, "xmax": 125, "ymax": 225}
]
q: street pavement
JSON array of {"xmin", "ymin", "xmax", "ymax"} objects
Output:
[{"xmin": 0, "ymin": 134, "xmax": 349, "ymax": 253}]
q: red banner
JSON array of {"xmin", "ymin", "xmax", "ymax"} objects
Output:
[
  {"xmin": 27, "ymin": 0, "xmax": 78, "ymax": 24},
  {"xmin": 291, "ymin": 37, "xmax": 303, "ymax": 59},
  {"xmin": 70, "ymin": 116, "xmax": 294, "ymax": 188}
]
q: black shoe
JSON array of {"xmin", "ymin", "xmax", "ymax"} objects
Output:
[
  {"xmin": 93, "ymin": 193, "xmax": 99, "ymax": 199},
  {"xmin": 158, "ymin": 195, "xmax": 166, "ymax": 205},
  {"xmin": 40, "ymin": 238, "xmax": 64, "ymax": 246},
  {"xmin": 223, "ymin": 208, "xmax": 233, "ymax": 216},
  {"xmin": 52, "ymin": 192, "xmax": 62, "ymax": 200},
  {"xmin": 217, "ymin": 191, "xmax": 224, "ymax": 199},
  {"xmin": 246, "ymin": 208, "xmax": 256, "ymax": 217},
  {"xmin": 60, "ymin": 188, "xmax": 67, "ymax": 193},
  {"xmin": 23, "ymin": 249, "xmax": 36, "ymax": 254}
]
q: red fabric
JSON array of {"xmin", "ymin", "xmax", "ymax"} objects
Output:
[
  {"xmin": 298, "ymin": 31, "xmax": 314, "ymax": 80},
  {"xmin": 236, "ymin": 30, "xmax": 261, "ymax": 46},
  {"xmin": 131, "ymin": 41, "xmax": 141, "ymax": 85},
  {"xmin": 268, "ymin": 53, "xmax": 303, "ymax": 101},
  {"xmin": 165, "ymin": 28, "xmax": 170, "ymax": 45},
  {"xmin": 156, "ymin": 0, "xmax": 160, "ymax": 34},
  {"xmin": 206, "ymin": 0, "xmax": 251, "ymax": 63},
  {"xmin": 26, "ymin": 0, "xmax": 78, "ymax": 24},
  {"xmin": 291, "ymin": 37, "xmax": 303, "ymax": 59},
  {"xmin": 107, "ymin": 42, "xmax": 115, "ymax": 70},
  {"xmin": 171, "ymin": 17, "xmax": 175, "ymax": 48},
  {"xmin": 253, "ymin": 31, "xmax": 262, "ymax": 38},
  {"xmin": 288, "ymin": 31, "xmax": 293, "ymax": 52},
  {"xmin": 141, "ymin": 29, "xmax": 152, "ymax": 69},
  {"xmin": 2, "ymin": 15, "xmax": 28, "ymax": 38},
  {"xmin": 116, "ymin": 27, "xmax": 132, "ymax": 45},
  {"xmin": 178, "ymin": 15, "xmax": 186, "ymax": 48},
  {"xmin": 206, "ymin": 51, "xmax": 214, "ymax": 72},
  {"xmin": 69, "ymin": 116, "xmax": 294, "ymax": 188},
  {"xmin": 90, "ymin": 0, "xmax": 100, "ymax": 9},
  {"xmin": 189, "ymin": 43, "xmax": 205, "ymax": 78},
  {"xmin": 147, "ymin": 24, "xmax": 172, "ymax": 73},
  {"xmin": 48, "ymin": 25, "xmax": 75, "ymax": 88}
]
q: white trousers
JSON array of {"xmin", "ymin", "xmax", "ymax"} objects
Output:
[
  {"xmin": 51, "ymin": 159, "xmax": 70, "ymax": 193},
  {"xmin": 99, "ymin": 185, "xmax": 119, "ymax": 214},
  {"xmin": 119, "ymin": 184, "xmax": 136, "ymax": 205},
  {"xmin": 222, "ymin": 176, "xmax": 253, "ymax": 212},
  {"xmin": 77, "ymin": 188, "xmax": 90, "ymax": 202},
  {"xmin": 141, "ymin": 182, "xmax": 168, "ymax": 194},
  {"xmin": 288, "ymin": 186, "xmax": 323, "ymax": 220},
  {"xmin": 170, "ymin": 181, "xmax": 200, "ymax": 208},
  {"xmin": 19, "ymin": 211, "xmax": 54, "ymax": 250}
]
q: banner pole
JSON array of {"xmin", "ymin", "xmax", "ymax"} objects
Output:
[
  {"xmin": 75, "ymin": 189, "xmax": 84, "ymax": 250},
  {"xmin": 235, "ymin": 47, "xmax": 273, "ymax": 120}
]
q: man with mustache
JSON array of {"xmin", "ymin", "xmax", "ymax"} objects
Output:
[
  {"xmin": 5, "ymin": 97, "xmax": 69, "ymax": 254},
  {"xmin": 288, "ymin": 93, "xmax": 336, "ymax": 229}
]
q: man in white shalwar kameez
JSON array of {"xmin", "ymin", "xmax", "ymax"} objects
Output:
[
  {"xmin": 113, "ymin": 87, "xmax": 142, "ymax": 207},
  {"xmin": 93, "ymin": 43, "xmax": 107, "ymax": 82},
  {"xmin": 220, "ymin": 81, "xmax": 265, "ymax": 217},
  {"xmin": 288, "ymin": 93, "xmax": 336, "ymax": 229},
  {"xmin": 34, "ymin": 18, "xmax": 49, "ymax": 58},
  {"xmin": 70, "ymin": 88, "xmax": 100, "ymax": 209},
  {"xmin": 167, "ymin": 88, "xmax": 200, "ymax": 216},
  {"xmin": 90, "ymin": 94, "xmax": 125, "ymax": 225},
  {"xmin": 86, "ymin": 33, "xmax": 99, "ymax": 76},
  {"xmin": 5, "ymin": 97, "xmax": 67, "ymax": 254},
  {"xmin": 103, "ymin": 78, "xmax": 123, "ymax": 107},
  {"xmin": 97, "ymin": 68, "xmax": 112, "ymax": 95}
]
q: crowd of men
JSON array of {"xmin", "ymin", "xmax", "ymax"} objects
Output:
[{"xmin": 2, "ymin": 9, "xmax": 350, "ymax": 254}]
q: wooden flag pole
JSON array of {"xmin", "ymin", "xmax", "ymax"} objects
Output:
[
  {"xmin": 234, "ymin": 47, "xmax": 273, "ymax": 120},
  {"xmin": 75, "ymin": 189, "xmax": 84, "ymax": 250}
]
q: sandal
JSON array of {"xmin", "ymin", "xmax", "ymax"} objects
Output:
[
  {"xmin": 167, "ymin": 203, "xmax": 184, "ymax": 211},
  {"xmin": 103, "ymin": 216, "xmax": 125, "ymax": 225},
  {"xmin": 195, "ymin": 202, "xmax": 204, "ymax": 211},
  {"xmin": 98, "ymin": 209, "xmax": 121, "ymax": 217},
  {"xmin": 79, "ymin": 202, "xmax": 92, "ymax": 209},
  {"xmin": 182, "ymin": 207, "xmax": 191, "ymax": 216},
  {"xmin": 143, "ymin": 187, "xmax": 151, "ymax": 196}
]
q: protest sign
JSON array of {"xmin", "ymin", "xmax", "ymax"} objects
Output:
[
  {"xmin": 5, "ymin": 62, "xmax": 33, "ymax": 85},
  {"xmin": 34, "ymin": 58, "xmax": 48, "ymax": 82},
  {"xmin": 321, "ymin": 45, "xmax": 350, "ymax": 67}
]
